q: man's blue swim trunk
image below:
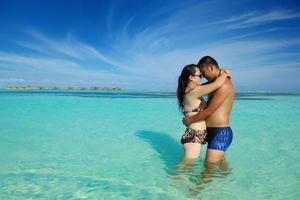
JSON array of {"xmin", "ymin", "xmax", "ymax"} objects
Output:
[{"xmin": 206, "ymin": 127, "xmax": 233, "ymax": 152}]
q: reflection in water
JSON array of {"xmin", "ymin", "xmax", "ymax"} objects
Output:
[
  {"xmin": 135, "ymin": 131, "xmax": 183, "ymax": 175},
  {"xmin": 136, "ymin": 130, "xmax": 233, "ymax": 198},
  {"xmin": 170, "ymin": 157, "xmax": 232, "ymax": 198}
]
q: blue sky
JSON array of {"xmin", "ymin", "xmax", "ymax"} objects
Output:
[{"xmin": 0, "ymin": 0, "xmax": 299, "ymax": 92}]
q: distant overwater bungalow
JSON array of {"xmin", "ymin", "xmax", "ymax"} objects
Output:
[{"xmin": 3, "ymin": 85, "xmax": 123, "ymax": 91}]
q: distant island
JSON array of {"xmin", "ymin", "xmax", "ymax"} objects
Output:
[{"xmin": 3, "ymin": 85, "xmax": 123, "ymax": 91}]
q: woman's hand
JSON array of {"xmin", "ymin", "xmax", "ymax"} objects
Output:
[{"xmin": 221, "ymin": 69, "xmax": 231, "ymax": 79}]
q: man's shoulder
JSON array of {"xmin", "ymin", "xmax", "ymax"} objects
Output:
[
  {"xmin": 219, "ymin": 79, "xmax": 232, "ymax": 89},
  {"xmin": 215, "ymin": 79, "xmax": 233, "ymax": 94}
]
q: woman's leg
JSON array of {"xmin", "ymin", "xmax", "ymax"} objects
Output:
[
  {"xmin": 184, "ymin": 143, "xmax": 202, "ymax": 159},
  {"xmin": 176, "ymin": 143, "xmax": 201, "ymax": 170}
]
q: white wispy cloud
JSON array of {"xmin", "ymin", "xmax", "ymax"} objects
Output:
[
  {"xmin": 0, "ymin": 51, "xmax": 81, "ymax": 74},
  {"xmin": 233, "ymin": 62, "xmax": 300, "ymax": 91},
  {"xmin": 15, "ymin": 29, "xmax": 126, "ymax": 70},
  {"xmin": 0, "ymin": 51, "xmax": 145, "ymax": 86},
  {"xmin": 106, "ymin": 4, "xmax": 300, "ymax": 76},
  {"xmin": 114, "ymin": 5, "xmax": 300, "ymax": 52},
  {"xmin": 217, "ymin": 9, "xmax": 300, "ymax": 29},
  {"xmin": 0, "ymin": 78, "xmax": 26, "ymax": 82},
  {"xmin": 1, "ymin": 1, "xmax": 300, "ymax": 91},
  {"xmin": 13, "ymin": 29, "xmax": 152, "ymax": 77}
]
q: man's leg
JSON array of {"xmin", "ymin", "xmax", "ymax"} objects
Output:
[
  {"xmin": 205, "ymin": 127, "xmax": 233, "ymax": 163},
  {"xmin": 205, "ymin": 148, "xmax": 224, "ymax": 163},
  {"xmin": 200, "ymin": 149, "xmax": 224, "ymax": 182}
]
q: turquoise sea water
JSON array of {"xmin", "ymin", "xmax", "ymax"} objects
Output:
[{"xmin": 0, "ymin": 90, "xmax": 299, "ymax": 199}]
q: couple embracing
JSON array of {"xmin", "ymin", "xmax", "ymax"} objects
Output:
[{"xmin": 176, "ymin": 56, "xmax": 235, "ymax": 169}]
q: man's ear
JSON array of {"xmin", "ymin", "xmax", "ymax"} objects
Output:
[{"xmin": 209, "ymin": 64, "xmax": 214, "ymax": 72}]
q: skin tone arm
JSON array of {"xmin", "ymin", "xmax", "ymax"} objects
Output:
[
  {"xmin": 183, "ymin": 83, "xmax": 229, "ymax": 126},
  {"xmin": 189, "ymin": 70, "xmax": 229, "ymax": 98}
]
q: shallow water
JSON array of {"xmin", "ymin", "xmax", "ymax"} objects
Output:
[{"xmin": 0, "ymin": 90, "xmax": 299, "ymax": 199}]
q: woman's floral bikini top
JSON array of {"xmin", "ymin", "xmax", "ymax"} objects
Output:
[{"xmin": 184, "ymin": 97, "xmax": 208, "ymax": 114}]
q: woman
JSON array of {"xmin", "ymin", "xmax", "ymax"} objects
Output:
[{"xmin": 176, "ymin": 64, "xmax": 229, "ymax": 167}]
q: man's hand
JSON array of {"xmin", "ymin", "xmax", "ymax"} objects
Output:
[{"xmin": 182, "ymin": 116, "xmax": 190, "ymax": 126}]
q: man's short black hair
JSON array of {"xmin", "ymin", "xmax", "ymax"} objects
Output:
[{"xmin": 197, "ymin": 56, "xmax": 219, "ymax": 69}]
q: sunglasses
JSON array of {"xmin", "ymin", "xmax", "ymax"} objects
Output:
[{"xmin": 193, "ymin": 73, "xmax": 203, "ymax": 79}]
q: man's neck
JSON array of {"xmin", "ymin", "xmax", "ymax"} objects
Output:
[{"xmin": 212, "ymin": 68, "xmax": 221, "ymax": 81}]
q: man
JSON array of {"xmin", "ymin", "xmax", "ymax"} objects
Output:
[{"xmin": 183, "ymin": 56, "xmax": 235, "ymax": 164}]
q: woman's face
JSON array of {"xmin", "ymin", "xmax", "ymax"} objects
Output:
[{"xmin": 190, "ymin": 67, "xmax": 202, "ymax": 84}]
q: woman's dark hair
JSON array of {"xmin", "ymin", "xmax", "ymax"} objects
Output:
[
  {"xmin": 197, "ymin": 55, "xmax": 219, "ymax": 69},
  {"xmin": 176, "ymin": 64, "xmax": 198, "ymax": 113}
]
